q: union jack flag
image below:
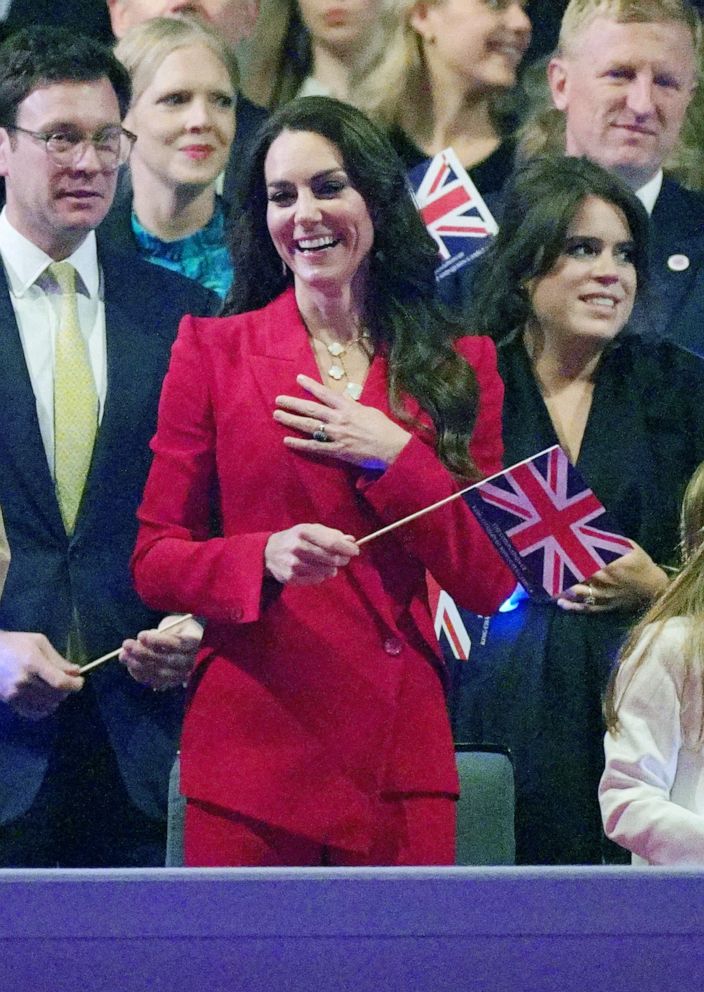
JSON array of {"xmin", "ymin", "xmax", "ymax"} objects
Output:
[
  {"xmin": 464, "ymin": 445, "xmax": 633, "ymax": 600},
  {"xmin": 409, "ymin": 147, "xmax": 498, "ymax": 279}
]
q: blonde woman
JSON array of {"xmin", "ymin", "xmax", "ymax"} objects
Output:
[
  {"xmin": 355, "ymin": 0, "xmax": 531, "ymax": 195},
  {"xmin": 600, "ymin": 461, "xmax": 704, "ymax": 866},
  {"xmin": 241, "ymin": 0, "xmax": 389, "ymax": 109},
  {"xmin": 102, "ymin": 16, "xmax": 238, "ymax": 297}
]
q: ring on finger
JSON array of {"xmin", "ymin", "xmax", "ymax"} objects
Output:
[
  {"xmin": 584, "ymin": 583, "xmax": 597, "ymax": 606},
  {"xmin": 312, "ymin": 423, "xmax": 330, "ymax": 443}
]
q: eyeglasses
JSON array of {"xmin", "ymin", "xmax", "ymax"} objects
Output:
[{"xmin": 2, "ymin": 124, "xmax": 137, "ymax": 170}]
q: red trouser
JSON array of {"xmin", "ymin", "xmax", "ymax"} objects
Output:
[{"xmin": 185, "ymin": 793, "xmax": 456, "ymax": 867}]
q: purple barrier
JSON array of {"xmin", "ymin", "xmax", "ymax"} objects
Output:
[{"xmin": 0, "ymin": 866, "xmax": 702, "ymax": 991}]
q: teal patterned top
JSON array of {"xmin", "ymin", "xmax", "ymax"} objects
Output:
[{"xmin": 131, "ymin": 197, "xmax": 233, "ymax": 299}]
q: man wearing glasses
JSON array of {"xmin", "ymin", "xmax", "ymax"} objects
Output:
[{"xmin": 0, "ymin": 26, "xmax": 215, "ymax": 867}]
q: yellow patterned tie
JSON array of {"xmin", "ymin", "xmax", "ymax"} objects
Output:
[{"xmin": 50, "ymin": 261, "xmax": 98, "ymax": 534}]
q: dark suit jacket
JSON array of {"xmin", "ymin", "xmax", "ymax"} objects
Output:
[
  {"xmin": 633, "ymin": 177, "xmax": 704, "ymax": 355},
  {"xmin": 0, "ymin": 246, "xmax": 215, "ymax": 824},
  {"xmin": 0, "ymin": 0, "xmax": 113, "ymax": 43},
  {"xmin": 132, "ymin": 288, "xmax": 514, "ymax": 851}
]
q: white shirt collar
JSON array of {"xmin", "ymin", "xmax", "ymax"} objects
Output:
[
  {"xmin": 635, "ymin": 170, "xmax": 663, "ymax": 216},
  {"xmin": 0, "ymin": 208, "xmax": 100, "ymax": 298}
]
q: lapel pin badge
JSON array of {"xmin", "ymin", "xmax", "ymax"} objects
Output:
[{"xmin": 667, "ymin": 254, "xmax": 690, "ymax": 272}]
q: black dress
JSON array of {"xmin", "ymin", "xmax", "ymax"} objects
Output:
[
  {"xmin": 388, "ymin": 127, "xmax": 516, "ymax": 198},
  {"xmin": 450, "ymin": 331, "xmax": 704, "ymax": 864}
]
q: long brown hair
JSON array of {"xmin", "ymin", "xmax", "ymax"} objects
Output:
[{"xmin": 604, "ymin": 459, "xmax": 704, "ymax": 736}]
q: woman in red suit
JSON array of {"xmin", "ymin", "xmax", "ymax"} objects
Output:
[{"xmin": 131, "ymin": 96, "xmax": 513, "ymax": 867}]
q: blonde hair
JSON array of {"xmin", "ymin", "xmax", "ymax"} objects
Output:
[
  {"xmin": 515, "ymin": 56, "xmax": 564, "ymax": 163},
  {"xmin": 604, "ymin": 460, "xmax": 704, "ymax": 736},
  {"xmin": 241, "ymin": 0, "xmax": 392, "ymax": 110},
  {"xmin": 353, "ymin": 0, "xmax": 429, "ymax": 131},
  {"xmin": 671, "ymin": 44, "xmax": 704, "ymax": 190},
  {"xmin": 239, "ymin": 0, "xmax": 303, "ymax": 109},
  {"xmin": 355, "ymin": 0, "xmax": 521, "ymax": 140},
  {"xmin": 559, "ymin": 0, "xmax": 701, "ymax": 58},
  {"xmin": 114, "ymin": 15, "xmax": 240, "ymax": 108}
]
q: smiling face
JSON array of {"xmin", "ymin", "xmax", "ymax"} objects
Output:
[
  {"xmin": 549, "ymin": 17, "xmax": 697, "ymax": 188},
  {"xmin": 297, "ymin": 0, "xmax": 385, "ymax": 55},
  {"xmin": 264, "ymin": 128, "xmax": 375, "ymax": 299},
  {"xmin": 410, "ymin": 0, "xmax": 531, "ymax": 94},
  {"xmin": 528, "ymin": 195, "xmax": 637, "ymax": 350},
  {"xmin": 0, "ymin": 77, "xmax": 121, "ymax": 259},
  {"xmin": 108, "ymin": 0, "xmax": 259, "ymax": 47},
  {"xmin": 125, "ymin": 43, "xmax": 236, "ymax": 191}
]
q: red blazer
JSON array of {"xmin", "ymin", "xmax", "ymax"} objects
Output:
[{"xmin": 132, "ymin": 288, "xmax": 513, "ymax": 851}]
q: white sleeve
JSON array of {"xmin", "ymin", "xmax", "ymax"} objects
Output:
[{"xmin": 599, "ymin": 623, "xmax": 704, "ymax": 866}]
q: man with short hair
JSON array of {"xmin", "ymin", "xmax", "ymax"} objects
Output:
[
  {"xmin": 546, "ymin": 0, "xmax": 704, "ymax": 351},
  {"xmin": 0, "ymin": 26, "xmax": 215, "ymax": 867},
  {"xmin": 106, "ymin": 0, "xmax": 265, "ymax": 203}
]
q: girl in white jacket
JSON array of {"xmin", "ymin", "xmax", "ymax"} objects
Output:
[{"xmin": 600, "ymin": 461, "xmax": 704, "ymax": 865}]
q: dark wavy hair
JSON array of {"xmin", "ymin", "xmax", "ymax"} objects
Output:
[
  {"xmin": 470, "ymin": 156, "xmax": 650, "ymax": 341},
  {"xmin": 0, "ymin": 26, "xmax": 131, "ymax": 125},
  {"xmin": 225, "ymin": 95, "xmax": 482, "ymax": 479}
]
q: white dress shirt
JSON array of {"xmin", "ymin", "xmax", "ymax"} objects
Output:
[
  {"xmin": 0, "ymin": 209, "xmax": 107, "ymax": 476},
  {"xmin": 635, "ymin": 170, "xmax": 664, "ymax": 216},
  {"xmin": 599, "ymin": 617, "xmax": 704, "ymax": 866}
]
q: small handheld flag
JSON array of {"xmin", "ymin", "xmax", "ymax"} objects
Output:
[
  {"xmin": 409, "ymin": 147, "xmax": 498, "ymax": 282},
  {"xmin": 359, "ymin": 445, "xmax": 632, "ymax": 602},
  {"xmin": 463, "ymin": 445, "xmax": 633, "ymax": 600}
]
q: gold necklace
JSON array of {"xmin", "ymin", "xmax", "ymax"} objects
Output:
[{"xmin": 311, "ymin": 330, "xmax": 372, "ymax": 401}]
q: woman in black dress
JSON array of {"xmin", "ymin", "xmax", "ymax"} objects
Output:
[{"xmin": 452, "ymin": 156, "xmax": 704, "ymax": 864}]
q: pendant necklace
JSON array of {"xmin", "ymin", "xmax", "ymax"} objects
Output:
[{"xmin": 312, "ymin": 330, "xmax": 372, "ymax": 401}]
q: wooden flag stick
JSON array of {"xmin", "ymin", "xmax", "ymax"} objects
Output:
[
  {"xmin": 356, "ymin": 445, "xmax": 557, "ymax": 548},
  {"xmin": 79, "ymin": 613, "xmax": 195, "ymax": 674},
  {"xmin": 356, "ymin": 486, "xmax": 477, "ymax": 547}
]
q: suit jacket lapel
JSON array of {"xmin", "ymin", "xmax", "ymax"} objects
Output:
[
  {"xmin": 247, "ymin": 288, "xmax": 354, "ymax": 525},
  {"xmin": 78, "ymin": 251, "xmax": 167, "ymax": 528},
  {"xmin": 247, "ymin": 290, "xmax": 404, "ymax": 634},
  {"xmin": 0, "ymin": 265, "xmax": 65, "ymax": 537},
  {"xmin": 648, "ymin": 179, "xmax": 704, "ymax": 332}
]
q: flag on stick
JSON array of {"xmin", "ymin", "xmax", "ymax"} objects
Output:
[
  {"xmin": 409, "ymin": 147, "xmax": 498, "ymax": 282},
  {"xmin": 359, "ymin": 445, "xmax": 632, "ymax": 602},
  {"xmin": 463, "ymin": 445, "xmax": 633, "ymax": 600}
]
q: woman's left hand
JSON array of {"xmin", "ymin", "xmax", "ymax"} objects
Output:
[
  {"xmin": 274, "ymin": 374, "xmax": 412, "ymax": 469},
  {"xmin": 119, "ymin": 615, "xmax": 204, "ymax": 690},
  {"xmin": 557, "ymin": 542, "xmax": 670, "ymax": 614}
]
